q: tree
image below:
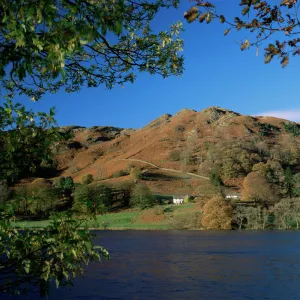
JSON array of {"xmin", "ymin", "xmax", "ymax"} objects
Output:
[
  {"xmin": 266, "ymin": 160, "xmax": 285, "ymax": 184},
  {"xmin": 0, "ymin": 101, "xmax": 61, "ymax": 184},
  {"xmin": 1, "ymin": 0, "xmax": 183, "ymax": 101},
  {"xmin": 272, "ymin": 197, "xmax": 300, "ymax": 229},
  {"xmin": 12, "ymin": 184, "xmax": 61, "ymax": 219},
  {"xmin": 289, "ymin": 198, "xmax": 300, "ymax": 229},
  {"xmin": 81, "ymin": 174, "xmax": 94, "ymax": 185},
  {"xmin": 242, "ymin": 171, "xmax": 277, "ymax": 206},
  {"xmin": 210, "ymin": 168, "xmax": 223, "ymax": 190},
  {"xmin": 185, "ymin": 0, "xmax": 300, "ymax": 67},
  {"xmin": 201, "ymin": 195, "xmax": 232, "ymax": 229},
  {"xmin": 52, "ymin": 176, "xmax": 75, "ymax": 209},
  {"xmin": 238, "ymin": 206, "xmax": 270, "ymax": 230},
  {"xmin": 232, "ymin": 205, "xmax": 247, "ymax": 230},
  {"xmin": 55, "ymin": 176, "xmax": 74, "ymax": 191},
  {"xmin": 283, "ymin": 167, "xmax": 294, "ymax": 197},
  {"xmin": 130, "ymin": 183, "xmax": 155, "ymax": 209},
  {"xmin": 73, "ymin": 184, "xmax": 112, "ymax": 215},
  {"xmin": 273, "ymin": 198, "xmax": 294, "ymax": 229},
  {"xmin": 252, "ymin": 162, "xmax": 269, "ymax": 176},
  {"xmin": 293, "ymin": 173, "xmax": 300, "ymax": 196},
  {"xmin": 0, "ymin": 212, "xmax": 109, "ymax": 296},
  {"xmin": 113, "ymin": 181, "xmax": 133, "ymax": 208}
]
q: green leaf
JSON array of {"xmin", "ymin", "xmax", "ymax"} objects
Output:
[
  {"xmin": 115, "ymin": 21, "xmax": 122, "ymax": 35},
  {"xmin": 15, "ymin": 37, "xmax": 26, "ymax": 48},
  {"xmin": 219, "ymin": 15, "xmax": 225, "ymax": 23},
  {"xmin": 242, "ymin": 6, "xmax": 250, "ymax": 15}
]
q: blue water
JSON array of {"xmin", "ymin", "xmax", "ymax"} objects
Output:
[{"xmin": 6, "ymin": 231, "xmax": 300, "ymax": 299}]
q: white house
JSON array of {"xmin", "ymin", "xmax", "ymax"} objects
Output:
[
  {"xmin": 225, "ymin": 194, "xmax": 241, "ymax": 200},
  {"xmin": 173, "ymin": 196, "xmax": 185, "ymax": 205}
]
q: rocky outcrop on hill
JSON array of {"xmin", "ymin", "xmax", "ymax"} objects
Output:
[
  {"xmin": 143, "ymin": 113, "xmax": 172, "ymax": 129},
  {"xmin": 202, "ymin": 106, "xmax": 240, "ymax": 124},
  {"xmin": 84, "ymin": 126, "xmax": 124, "ymax": 144}
]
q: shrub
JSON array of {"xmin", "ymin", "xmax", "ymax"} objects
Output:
[
  {"xmin": 54, "ymin": 176, "xmax": 74, "ymax": 190},
  {"xmin": 281, "ymin": 122, "xmax": 300, "ymax": 136},
  {"xmin": 174, "ymin": 125, "xmax": 185, "ymax": 133},
  {"xmin": 183, "ymin": 195, "xmax": 190, "ymax": 204},
  {"xmin": 169, "ymin": 150, "xmax": 181, "ymax": 161},
  {"xmin": 170, "ymin": 212, "xmax": 202, "ymax": 230},
  {"xmin": 129, "ymin": 167, "xmax": 142, "ymax": 183},
  {"xmin": 181, "ymin": 150, "xmax": 195, "ymax": 165},
  {"xmin": 112, "ymin": 170, "xmax": 128, "ymax": 178},
  {"xmin": 30, "ymin": 178, "xmax": 51, "ymax": 188},
  {"xmin": 259, "ymin": 123, "xmax": 280, "ymax": 136},
  {"xmin": 81, "ymin": 174, "xmax": 94, "ymax": 185},
  {"xmin": 153, "ymin": 205, "xmax": 165, "ymax": 215}
]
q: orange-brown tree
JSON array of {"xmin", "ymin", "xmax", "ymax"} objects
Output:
[
  {"xmin": 201, "ymin": 195, "xmax": 232, "ymax": 229},
  {"xmin": 242, "ymin": 171, "xmax": 277, "ymax": 205}
]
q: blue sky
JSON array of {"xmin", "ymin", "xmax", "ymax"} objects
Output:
[{"xmin": 17, "ymin": 1, "xmax": 300, "ymax": 128}]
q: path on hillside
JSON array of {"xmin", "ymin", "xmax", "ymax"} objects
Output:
[{"xmin": 113, "ymin": 158, "xmax": 209, "ymax": 180}]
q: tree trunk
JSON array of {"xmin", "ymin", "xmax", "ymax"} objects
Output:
[{"xmin": 239, "ymin": 221, "xmax": 242, "ymax": 230}]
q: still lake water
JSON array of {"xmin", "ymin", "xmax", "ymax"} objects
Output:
[{"xmin": 8, "ymin": 231, "xmax": 300, "ymax": 299}]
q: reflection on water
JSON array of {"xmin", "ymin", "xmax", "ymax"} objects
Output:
[{"xmin": 6, "ymin": 231, "xmax": 300, "ymax": 299}]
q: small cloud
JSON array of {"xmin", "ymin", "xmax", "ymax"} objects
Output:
[{"xmin": 254, "ymin": 109, "xmax": 300, "ymax": 122}]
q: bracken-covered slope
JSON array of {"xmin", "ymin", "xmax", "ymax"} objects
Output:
[{"xmin": 52, "ymin": 107, "xmax": 300, "ymax": 196}]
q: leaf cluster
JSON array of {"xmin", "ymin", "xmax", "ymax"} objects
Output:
[
  {"xmin": 185, "ymin": 0, "xmax": 300, "ymax": 67},
  {"xmin": 0, "ymin": 213, "xmax": 109, "ymax": 296},
  {"xmin": 1, "ymin": 0, "xmax": 183, "ymax": 100},
  {"xmin": 0, "ymin": 99, "xmax": 62, "ymax": 183}
]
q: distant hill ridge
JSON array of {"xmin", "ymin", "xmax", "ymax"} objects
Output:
[{"xmin": 50, "ymin": 106, "xmax": 300, "ymax": 196}]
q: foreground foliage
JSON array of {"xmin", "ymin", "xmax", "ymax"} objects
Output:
[
  {"xmin": 0, "ymin": 100, "xmax": 61, "ymax": 184},
  {"xmin": 185, "ymin": 0, "xmax": 300, "ymax": 67},
  {"xmin": 1, "ymin": 0, "xmax": 183, "ymax": 100},
  {"xmin": 0, "ymin": 212, "xmax": 109, "ymax": 296},
  {"xmin": 0, "ymin": 0, "xmax": 186, "ymax": 296}
]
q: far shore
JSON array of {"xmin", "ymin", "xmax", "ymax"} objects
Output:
[{"xmin": 12, "ymin": 203, "xmax": 197, "ymax": 230}]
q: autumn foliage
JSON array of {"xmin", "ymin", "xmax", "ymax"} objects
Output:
[
  {"xmin": 185, "ymin": 0, "xmax": 300, "ymax": 67},
  {"xmin": 201, "ymin": 196, "xmax": 232, "ymax": 229},
  {"xmin": 242, "ymin": 172, "xmax": 276, "ymax": 204}
]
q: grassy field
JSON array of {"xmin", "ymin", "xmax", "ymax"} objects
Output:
[{"xmin": 12, "ymin": 203, "xmax": 199, "ymax": 230}]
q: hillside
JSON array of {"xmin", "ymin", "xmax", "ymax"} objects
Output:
[{"xmin": 47, "ymin": 106, "xmax": 300, "ymax": 197}]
